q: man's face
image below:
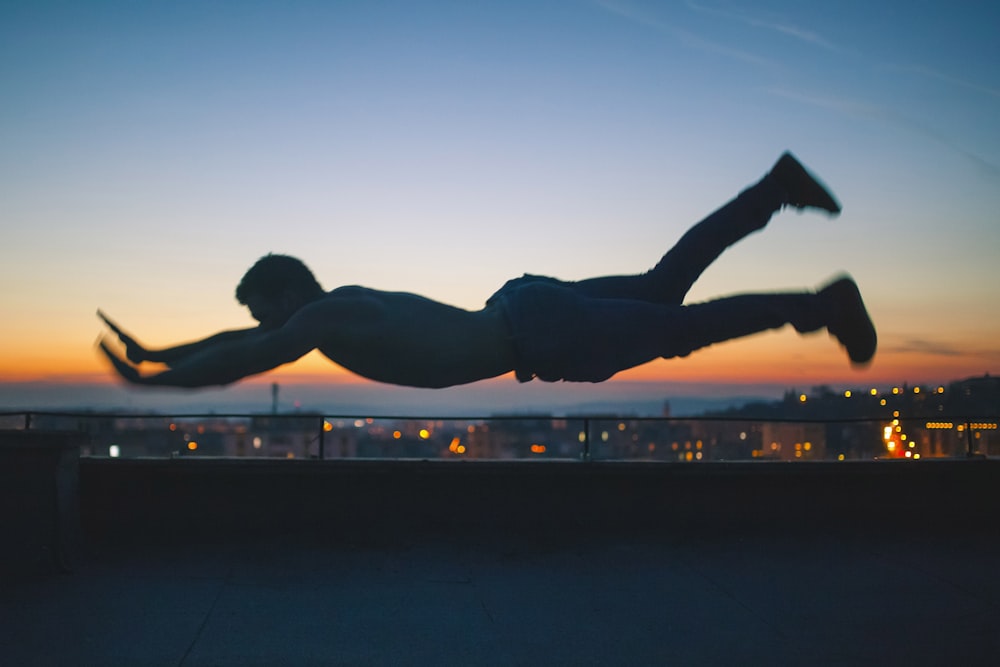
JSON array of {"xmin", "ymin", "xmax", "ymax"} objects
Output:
[{"xmin": 243, "ymin": 293, "xmax": 299, "ymax": 330}]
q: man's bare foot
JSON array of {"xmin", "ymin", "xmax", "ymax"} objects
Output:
[
  {"xmin": 820, "ymin": 276, "xmax": 876, "ymax": 365},
  {"xmin": 770, "ymin": 152, "xmax": 842, "ymax": 215}
]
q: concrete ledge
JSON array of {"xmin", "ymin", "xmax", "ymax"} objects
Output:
[
  {"xmin": 80, "ymin": 457, "xmax": 1000, "ymax": 544},
  {"xmin": 0, "ymin": 430, "xmax": 84, "ymax": 571}
]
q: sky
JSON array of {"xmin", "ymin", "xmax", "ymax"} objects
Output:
[{"xmin": 1, "ymin": 0, "xmax": 998, "ymax": 413}]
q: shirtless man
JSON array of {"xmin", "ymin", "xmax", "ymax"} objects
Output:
[{"xmin": 99, "ymin": 152, "xmax": 876, "ymax": 389}]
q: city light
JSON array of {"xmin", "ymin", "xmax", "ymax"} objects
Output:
[
  {"xmin": 883, "ymin": 423, "xmax": 898, "ymax": 454},
  {"xmin": 883, "ymin": 417, "xmax": 912, "ymax": 457},
  {"xmin": 19, "ymin": 375, "xmax": 993, "ymax": 461}
]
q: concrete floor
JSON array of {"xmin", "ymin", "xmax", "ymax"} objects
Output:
[{"xmin": 4, "ymin": 531, "xmax": 999, "ymax": 666}]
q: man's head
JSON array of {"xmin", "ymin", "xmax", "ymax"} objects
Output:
[{"xmin": 236, "ymin": 254, "xmax": 324, "ymax": 329}]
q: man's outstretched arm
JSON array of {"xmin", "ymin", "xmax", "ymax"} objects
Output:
[
  {"xmin": 99, "ymin": 324, "xmax": 319, "ymax": 388},
  {"xmin": 98, "ymin": 310, "xmax": 260, "ymax": 367}
]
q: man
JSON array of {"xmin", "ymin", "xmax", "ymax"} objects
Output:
[{"xmin": 99, "ymin": 152, "xmax": 876, "ymax": 389}]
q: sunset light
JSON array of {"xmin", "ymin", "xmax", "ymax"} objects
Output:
[{"xmin": 1, "ymin": 2, "xmax": 997, "ymax": 413}]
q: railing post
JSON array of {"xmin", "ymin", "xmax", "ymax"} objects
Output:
[
  {"xmin": 25, "ymin": 412, "xmax": 32, "ymax": 430},
  {"xmin": 965, "ymin": 420, "xmax": 974, "ymax": 458},
  {"xmin": 318, "ymin": 417, "xmax": 326, "ymax": 460},
  {"xmin": 581, "ymin": 417, "xmax": 591, "ymax": 461}
]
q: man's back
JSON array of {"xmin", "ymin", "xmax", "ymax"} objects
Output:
[{"xmin": 308, "ymin": 286, "xmax": 517, "ymax": 388}]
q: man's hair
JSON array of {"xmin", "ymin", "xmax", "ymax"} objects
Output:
[{"xmin": 235, "ymin": 254, "xmax": 324, "ymax": 304}]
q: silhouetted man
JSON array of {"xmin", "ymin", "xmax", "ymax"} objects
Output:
[{"xmin": 99, "ymin": 152, "xmax": 876, "ymax": 389}]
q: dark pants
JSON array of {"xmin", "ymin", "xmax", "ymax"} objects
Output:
[{"xmin": 489, "ymin": 176, "xmax": 826, "ymax": 382}]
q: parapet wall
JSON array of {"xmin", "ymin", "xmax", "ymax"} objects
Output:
[{"xmin": 79, "ymin": 457, "xmax": 1000, "ymax": 544}]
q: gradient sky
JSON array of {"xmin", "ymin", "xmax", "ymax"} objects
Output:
[{"xmin": 2, "ymin": 1, "xmax": 998, "ymax": 409}]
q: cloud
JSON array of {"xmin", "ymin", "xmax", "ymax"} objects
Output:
[
  {"xmin": 592, "ymin": 0, "xmax": 666, "ymax": 31},
  {"xmin": 684, "ymin": 0, "xmax": 845, "ymax": 54},
  {"xmin": 592, "ymin": 0, "xmax": 777, "ymax": 69},
  {"xmin": 765, "ymin": 87, "xmax": 882, "ymax": 119},
  {"xmin": 767, "ymin": 86, "xmax": 1000, "ymax": 179},
  {"xmin": 885, "ymin": 64, "xmax": 1000, "ymax": 100},
  {"xmin": 887, "ymin": 339, "xmax": 1000, "ymax": 361},
  {"xmin": 887, "ymin": 339, "xmax": 965, "ymax": 357}
]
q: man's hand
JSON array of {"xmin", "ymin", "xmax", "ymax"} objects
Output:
[
  {"xmin": 98, "ymin": 338, "xmax": 150, "ymax": 385},
  {"xmin": 97, "ymin": 310, "xmax": 148, "ymax": 364},
  {"xmin": 95, "ymin": 300, "xmax": 322, "ymax": 388}
]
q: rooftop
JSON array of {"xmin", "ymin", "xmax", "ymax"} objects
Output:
[{"xmin": 4, "ymin": 445, "xmax": 1000, "ymax": 665}]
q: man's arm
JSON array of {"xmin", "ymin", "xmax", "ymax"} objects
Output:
[
  {"xmin": 98, "ymin": 310, "xmax": 260, "ymax": 367},
  {"xmin": 99, "ymin": 318, "xmax": 321, "ymax": 388}
]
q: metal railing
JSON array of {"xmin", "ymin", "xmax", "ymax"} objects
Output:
[{"xmin": 2, "ymin": 410, "xmax": 997, "ymax": 461}]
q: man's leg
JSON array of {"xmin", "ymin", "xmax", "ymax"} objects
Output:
[
  {"xmin": 661, "ymin": 277, "xmax": 875, "ymax": 365},
  {"xmin": 566, "ymin": 152, "xmax": 841, "ymax": 304},
  {"xmin": 503, "ymin": 276, "xmax": 874, "ymax": 383}
]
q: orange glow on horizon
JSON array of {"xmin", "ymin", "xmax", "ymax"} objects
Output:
[{"xmin": 1, "ymin": 331, "xmax": 994, "ymax": 392}]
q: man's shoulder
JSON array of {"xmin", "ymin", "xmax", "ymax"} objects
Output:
[
  {"xmin": 301, "ymin": 285, "xmax": 388, "ymax": 318},
  {"xmin": 320, "ymin": 285, "xmax": 397, "ymax": 305},
  {"xmin": 284, "ymin": 287, "xmax": 377, "ymax": 332},
  {"xmin": 327, "ymin": 284, "xmax": 375, "ymax": 297}
]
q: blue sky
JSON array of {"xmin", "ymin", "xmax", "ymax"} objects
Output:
[{"xmin": 1, "ymin": 0, "xmax": 998, "ymax": 411}]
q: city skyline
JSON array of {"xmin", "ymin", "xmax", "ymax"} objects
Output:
[
  {"xmin": 2, "ymin": 2, "xmax": 998, "ymax": 404},
  {"xmin": 2, "ymin": 371, "xmax": 993, "ymax": 419},
  {"xmin": 14, "ymin": 373, "xmax": 997, "ymax": 462}
]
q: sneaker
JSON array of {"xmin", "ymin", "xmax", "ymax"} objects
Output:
[
  {"xmin": 770, "ymin": 152, "xmax": 842, "ymax": 214},
  {"xmin": 819, "ymin": 276, "xmax": 877, "ymax": 365}
]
